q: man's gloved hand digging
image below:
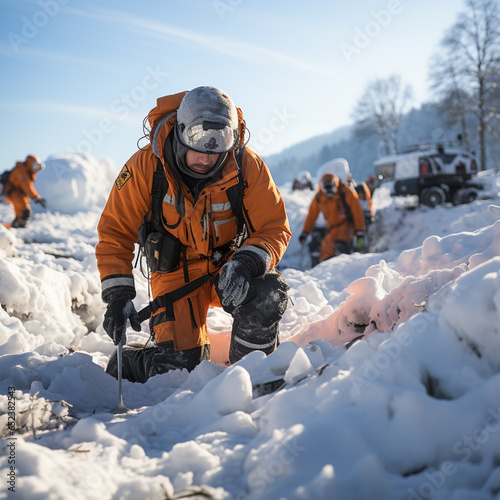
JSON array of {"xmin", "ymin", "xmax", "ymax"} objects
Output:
[{"xmin": 103, "ymin": 296, "xmax": 141, "ymax": 346}]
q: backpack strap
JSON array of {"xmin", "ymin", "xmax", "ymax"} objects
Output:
[
  {"xmin": 0, "ymin": 169, "xmax": 13, "ymax": 195},
  {"xmin": 152, "ymin": 157, "xmax": 181, "ymax": 231},
  {"xmin": 226, "ymin": 147, "xmax": 254, "ymax": 234},
  {"xmin": 338, "ymin": 183, "xmax": 354, "ymax": 228}
]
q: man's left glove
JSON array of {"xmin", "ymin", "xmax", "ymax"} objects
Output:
[
  {"xmin": 34, "ymin": 197, "xmax": 47, "ymax": 209},
  {"xmin": 217, "ymin": 248, "xmax": 267, "ymax": 308},
  {"xmin": 103, "ymin": 298, "xmax": 141, "ymax": 346}
]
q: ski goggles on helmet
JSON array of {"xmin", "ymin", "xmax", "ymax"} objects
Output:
[
  {"xmin": 177, "ymin": 120, "xmax": 238, "ymax": 154},
  {"xmin": 321, "ymin": 178, "xmax": 337, "ymax": 197}
]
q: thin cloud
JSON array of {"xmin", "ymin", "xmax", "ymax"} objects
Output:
[
  {"xmin": 0, "ymin": 100, "xmax": 141, "ymax": 124},
  {"xmin": 65, "ymin": 6, "xmax": 337, "ymax": 78},
  {"xmin": 0, "ymin": 42, "xmax": 109, "ymax": 68}
]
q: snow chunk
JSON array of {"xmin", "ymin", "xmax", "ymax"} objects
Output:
[
  {"xmin": 439, "ymin": 257, "xmax": 500, "ymax": 370},
  {"xmin": 297, "ymin": 281, "xmax": 327, "ymax": 308},
  {"xmin": 0, "ymin": 224, "xmax": 17, "ymax": 257},
  {"xmin": 284, "ymin": 348, "xmax": 314, "ymax": 384}
]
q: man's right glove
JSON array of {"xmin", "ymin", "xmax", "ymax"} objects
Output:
[
  {"xmin": 217, "ymin": 248, "xmax": 267, "ymax": 308},
  {"xmin": 103, "ymin": 298, "xmax": 141, "ymax": 346},
  {"xmin": 34, "ymin": 197, "xmax": 47, "ymax": 209},
  {"xmin": 299, "ymin": 231, "xmax": 308, "ymax": 244}
]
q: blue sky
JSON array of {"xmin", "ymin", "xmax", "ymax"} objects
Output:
[{"xmin": 0, "ymin": 0, "xmax": 465, "ymax": 172}]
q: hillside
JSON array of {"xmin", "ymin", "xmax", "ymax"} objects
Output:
[{"xmin": 265, "ymin": 102, "xmax": 500, "ymax": 186}]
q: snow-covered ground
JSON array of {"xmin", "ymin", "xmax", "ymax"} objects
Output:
[{"xmin": 2, "ymin": 153, "xmax": 500, "ymax": 499}]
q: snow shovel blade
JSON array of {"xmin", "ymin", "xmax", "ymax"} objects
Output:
[{"xmin": 111, "ymin": 339, "xmax": 129, "ymax": 414}]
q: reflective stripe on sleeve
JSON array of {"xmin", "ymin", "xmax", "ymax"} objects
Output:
[{"xmin": 101, "ymin": 275, "xmax": 135, "ymax": 291}]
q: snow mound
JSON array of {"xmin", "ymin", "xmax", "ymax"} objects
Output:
[
  {"xmin": 316, "ymin": 157, "xmax": 350, "ymax": 182},
  {"xmin": 0, "ymin": 224, "xmax": 17, "ymax": 257},
  {"xmin": 35, "ymin": 153, "xmax": 117, "ymax": 214}
]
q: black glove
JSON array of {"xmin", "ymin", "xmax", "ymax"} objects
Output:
[
  {"xmin": 299, "ymin": 232, "xmax": 308, "ymax": 244},
  {"xmin": 103, "ymin": 298, "xmax": 141, "ymax": 346},
  {"xmin": 35, "ymin": 197, "xmax": 47, "ymax": 209},
  {"xmin": 217, "ymin": 250, "xmax": 266, "ymax": 308}
]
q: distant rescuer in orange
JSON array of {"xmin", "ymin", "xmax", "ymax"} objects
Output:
[
  {"xmin": 355, "ymin": 181, "xmax": 376, "ymax": 224},
  {"xmin": 1, "ymin": 155, "xmax": 47, "ymax": 228},
  {"xmin": 299, "ymin": 172, "xmax": 366, "ymax": 262},
  {"xmin": 96, "ymin": 86, "xmax": 291, "ymax": 383}
]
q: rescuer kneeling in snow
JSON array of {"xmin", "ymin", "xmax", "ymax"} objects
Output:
[{"xmin": 96, "ymin": 86, "xmax": 291, "ymax": 383}]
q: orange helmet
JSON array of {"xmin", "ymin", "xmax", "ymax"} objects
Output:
[
  {"xmin": 319, "ymin": 173, "xmax": 338, "ymax": 198},
  {"xmin": 25, "ymin": 155, "xmax": 45, "ymax": 173}
]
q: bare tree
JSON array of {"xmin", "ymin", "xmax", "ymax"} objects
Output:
[
  {"xmin": 352, "ymin": 75, "xmax": 413, "ymax": 155},
  {"xmin": 431, "ymin": 0, "xmax": 500, "ymax": 170},
  {"xmin": 430, "ymin": 52, "xmax": 472, "ymax": 148}
]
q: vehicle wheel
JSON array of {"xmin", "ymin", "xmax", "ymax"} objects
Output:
[
  {"xmin": 462, "ymin": 187, "xmax": 478, "ymax": 204},
  {"xmin": 452, "ymin": 189, "xmax": 465, "ymax": 205},
  {"xmin": 420, "ymin": 187, "xmax": 446, "ymax": 208}
]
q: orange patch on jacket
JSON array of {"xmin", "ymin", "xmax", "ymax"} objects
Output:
[{"xmin": 115, "ymin": 165, "xmax": 132, "ymax": 190}]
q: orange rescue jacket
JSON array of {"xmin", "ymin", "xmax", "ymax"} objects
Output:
[
  {"xmin": 302, "ymin": 174, "xmax": 365, "ymax": 239},
  {"xmin": 96, "ymin": 92, "xmax": 291, "ymax": 300},
  {"xmin": 3, "ymin": 162, "xmax": 39, "ymax": 201}
]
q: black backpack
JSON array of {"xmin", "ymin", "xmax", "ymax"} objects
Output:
[{"xmin": 0, "ymin": 169, "xmax": 13, "ymax": 193}]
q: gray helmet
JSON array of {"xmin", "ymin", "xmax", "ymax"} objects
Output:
[{"xmin": 176, "ymin": 86, "xmax": 239, "ymax": 154}]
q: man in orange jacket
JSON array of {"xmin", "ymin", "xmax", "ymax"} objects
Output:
[
  {"xmin": 1, "ymin": 155, "xmax": 47, "ymax": 228},
  {"xmin": 299, "ymin": 173, "xmax": 366, "ymax": 263},
  {"xmin": 96, "ymin": 86, "xmax": 291, "ymax": 383}
]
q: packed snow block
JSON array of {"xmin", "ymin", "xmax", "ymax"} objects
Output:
[
  {"xmin": 284, "ymin": 348, "xmax": 314, "ymax": 385},
  {"xmin": 202, "ymin": 365, "xmax": 253, "ymax": 416},
  {"xmin": 0, "ymin": 224, "xmax": 17, "ymax": 257},
  {"xmin": 35, "ymin": 153, "xmax": 117, "ymax": 214},
  {"xmin": 438, "ymin": 257, "xmax": 500, "ymax": 370}
]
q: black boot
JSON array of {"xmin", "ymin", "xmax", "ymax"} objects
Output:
[
  {"xmin": 105, "ymin": 342, "xmax": 210, "ymax": 383},
  {"xmin": 229, "ymin": 319, "xmax": 280, "ymax": 364},
  {"xmin": 11, "ymin": 217, "xmax": 27, "ymax": 228}
]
